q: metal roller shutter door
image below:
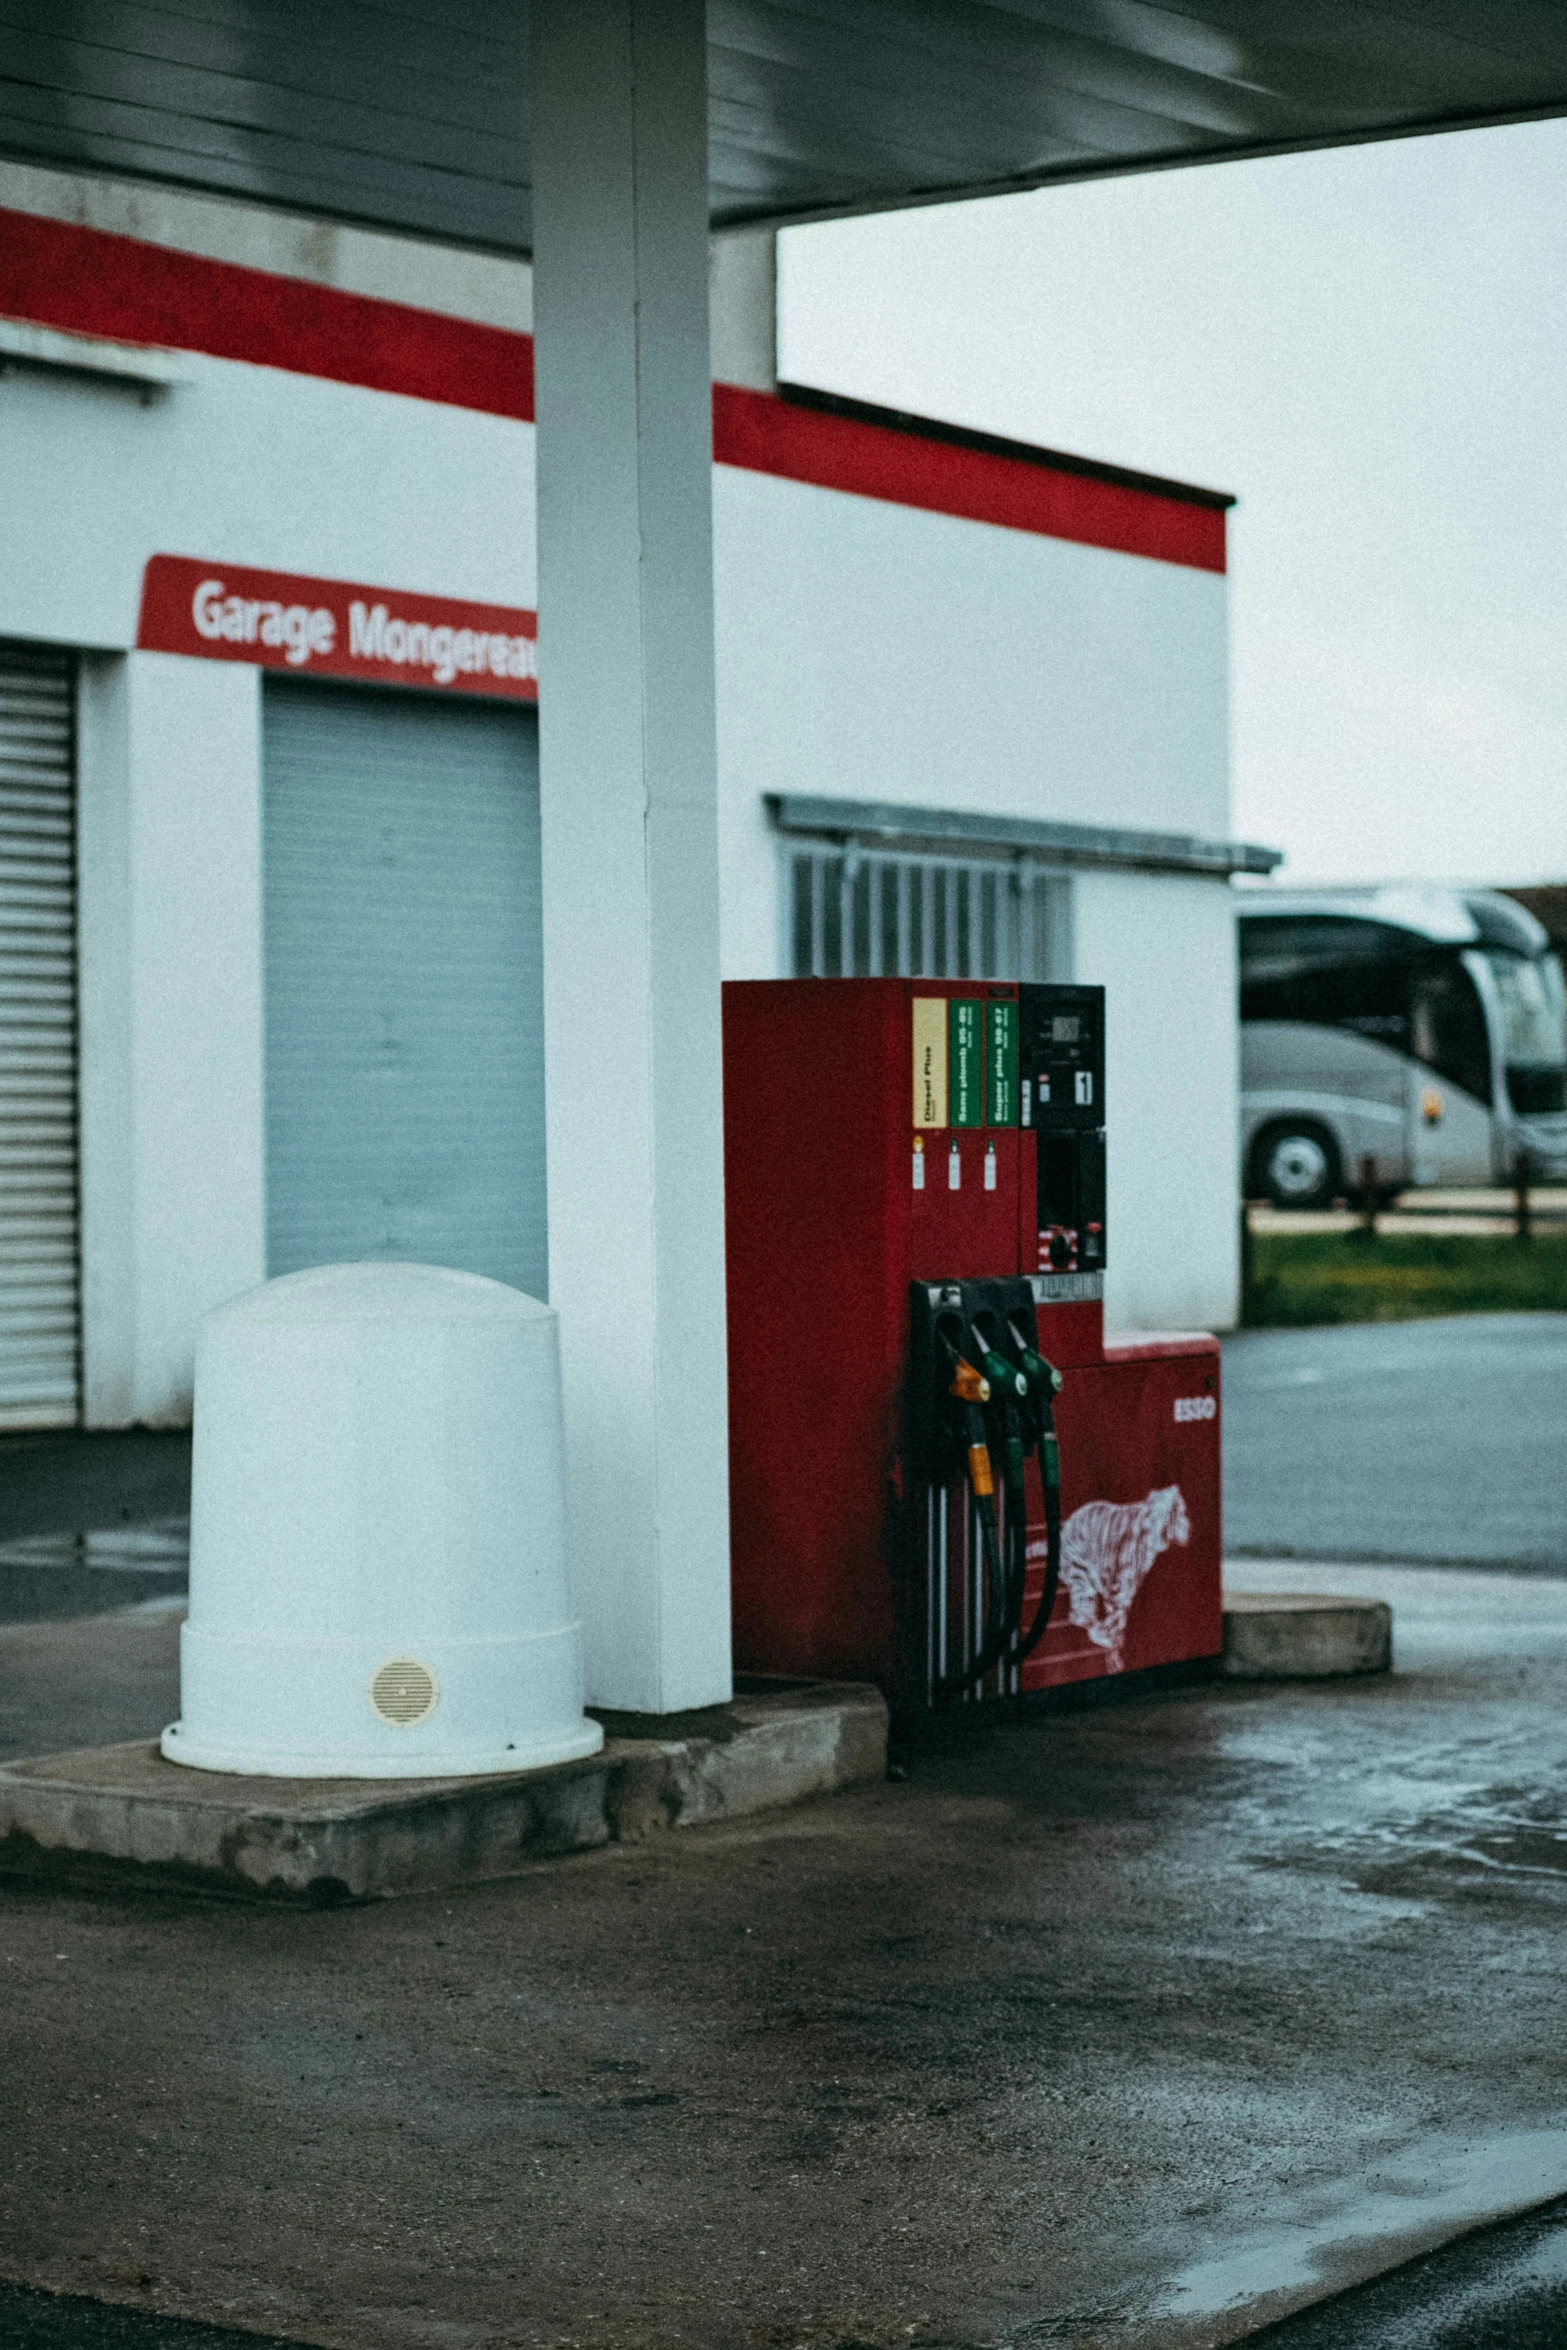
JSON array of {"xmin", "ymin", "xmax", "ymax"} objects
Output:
[
  {"xmin": 0, "ymin": 642, "xmax": 79, "ymax": 1427},
  {"xmin": 262, "ymin": 680, "xmax": 548, "ymax": 1298}
]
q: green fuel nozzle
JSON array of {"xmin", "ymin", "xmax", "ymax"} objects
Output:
[
  {"xmin": 973, "ymin": 1344, "xmax": 1029, "ymax": 1496},
  {"xmin": 1008, "ymin": 1325, "xmax": 1063, "ymax": 1398},
  {"xmin": 980, "ymin": 1347, "xmax": 1028, "ymax": 1403}
]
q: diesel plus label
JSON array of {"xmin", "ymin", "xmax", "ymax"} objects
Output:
[{"xmin": 912, "ymin": 998, "xmax": 948, "ymax": 1127}]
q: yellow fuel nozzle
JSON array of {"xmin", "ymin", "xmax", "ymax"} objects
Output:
[
  {"xmin": 966, "ymin": 1441, "xmax": 994, "ymax": 1498},
  {"xmin": 948, "ymin": 1356, "xmax": 990, "ymax": 1407}
]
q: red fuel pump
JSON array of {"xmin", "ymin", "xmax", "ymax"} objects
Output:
[{"xmin": 722, "ymin": 979, "xmax": 1221, "ymax": 1717}]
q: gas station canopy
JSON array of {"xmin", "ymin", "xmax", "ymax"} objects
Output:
[{"xmin": 4, "ymin": 2, "xmax": 1567, "ymax": 251}]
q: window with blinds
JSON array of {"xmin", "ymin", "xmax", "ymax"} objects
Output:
[
  {"xmin": 785, "ymin": 843, "xmax": 1069, "ymax": 982},
  {"xmin": 0, "ymin": 642, "xmax": 79, "ymax": 1427}
]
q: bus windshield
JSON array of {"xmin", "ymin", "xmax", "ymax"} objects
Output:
[{"xmin": 1486, "ymin": 950, "xmax": 1567, "ymax": 1115}]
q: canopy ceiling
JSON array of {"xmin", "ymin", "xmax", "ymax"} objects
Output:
[{"xmin": 3, "ymin": 3, "xmax": 1566, "ymax": 252}]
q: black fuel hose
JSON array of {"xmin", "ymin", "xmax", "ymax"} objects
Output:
[
  {"xmin": 937, "ymin": 1410, "xmax": 1062, "ymax": 1698},
  {"xmin": 931, "ymin": 1484, "xmax": 1011, "ymax": 1701},
  {"xmin": 1002, "ymin": 1402, "xmax": 1063, "ymax": 1670},
  {"xmin": 933, "ymin": 1388, "xmax": 1031, "ymax": 1701},
  {"xmin": 931, "ymin": 1321, "xmax": 1067, "ymax": 1701}
]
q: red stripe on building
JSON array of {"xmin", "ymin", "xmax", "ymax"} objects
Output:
[
  {"xmin": 711, "ymin": 384, "xmax": 1227, "ymax": 574},
  {"xmin": 0, "ymin": 207, "xmax": 532, "ymax": 420},
  {"xmin": 0, "ymin": 207, "xmax": 1223, "ymax": 571}
]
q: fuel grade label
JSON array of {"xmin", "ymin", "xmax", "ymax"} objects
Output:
[
  {"xmin": 912, "ymin": 998, "xmax": 948, "ymax": 1127},
  {"xmin": 986, "ymin": 998, "xmax": 1018, "ymax": 1126},
  {"xmin": 949, "ymin": 999, "xmax": 984, "ymax": 1127}
]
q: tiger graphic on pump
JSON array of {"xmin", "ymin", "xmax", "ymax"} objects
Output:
[{"xmin": 1057, "ymin": 1486, "xmax": 1191, "ymax": 1672}]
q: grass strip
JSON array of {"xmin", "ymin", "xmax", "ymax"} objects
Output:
[{"xmin": 1242, "ymin": 1227, "xmax": 1567, "ymax": 1327}]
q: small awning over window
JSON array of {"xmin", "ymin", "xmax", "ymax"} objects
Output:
[{"xmin": 771, "ymin": 794, "xmax": 1281, "ymax": 880}]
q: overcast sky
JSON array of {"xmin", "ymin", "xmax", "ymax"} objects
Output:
[{"xmin": 777, "ymin": 118, "xmax": 1567, "ymax": 889}]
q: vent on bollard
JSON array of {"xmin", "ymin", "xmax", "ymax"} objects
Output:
[{"xmin": 370, "ymin": 1660, "xmax": 438, "ymax": 1726}]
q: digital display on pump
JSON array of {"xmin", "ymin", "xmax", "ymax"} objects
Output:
[{"xmin": 1019, "ymin": 983, "xmax": 1108, "ymax": 1274}]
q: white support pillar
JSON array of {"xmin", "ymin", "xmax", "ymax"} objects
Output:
[{"xmin": 531, "ymin": 0, "xmax": 732, "ymax": 1712}]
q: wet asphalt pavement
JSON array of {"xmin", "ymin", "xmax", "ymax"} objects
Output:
[
  {"xmin": 1222, "ymin": 1313, "xmax": 1567, "ymax": 1572},
  {"xmin": 3, "ymin": 1560, "xmax": 1567, "ymax": 2350},
  {"xmin": 4, "ymin": 2206, "xmax": 1567, "ymax": 2350},
  {"xmin": 5, "ymin": 2198, "xmax": 1567, "ymax": 2350},
  {"xmin": 0, "ymin": 1431, "xmax": 190, "ymax": 1549},
  {"xmin": 0, "ymin": 1432, "xmax": 191, "ymax": 1627},
  {"xmin": 4, "ymin": 1332, "xmax": 1567, "ymax": 2346}
]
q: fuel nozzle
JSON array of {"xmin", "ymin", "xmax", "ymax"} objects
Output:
[
  {"xmin": 973, "ymin": 1340, "xmax": 1030, "ymax": 1501},
  {"xmin": 1007, "ymin": 1323, "xmax": 1063, "ymax": 1493},
  {"xmin": 1008, "ymin": 1323, "xmax": 1063, "ymax": 1399},
  {"xmin": 946, "ymin": 1356, "xmax": 994, "ymax": 1499},
  {"xmin": 979, "ymin": 1346, "xmax": 1028, "ymax": 1404}
]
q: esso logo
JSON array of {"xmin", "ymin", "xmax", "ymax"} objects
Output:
[{"xmin": 1174, "ymin": 1395, "xmax": 1217, "ymax": 1424}]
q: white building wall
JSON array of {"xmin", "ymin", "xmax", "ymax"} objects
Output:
[
  {"xmin": 78, "ymin": 654, "xmax": 266, "ymax": 1424},
  {"xmin": 0, "ymin": 355, "xmax": 536, "ymax": 652},
  {"xmin": 709, "ymin": 229, "xmax": 778, "ymax": 391},
  {"xmin": 1074, "ymin": 868, "xmax": 1241, "ymax": 1334},
  {"xmin": 0, "ymin": 327, "xmax": 540, "ymax": 1428},
  {"xmin": 710, "ymin": 453, "xmax": 1231, "ymax": 997},
  {"xmin": 0, "ymin": 171, "xmax": 1240, "ymax": 1416},
  {"xmin": 711, "ymin": 459, "xmax": 1230, "ymax": 890}
]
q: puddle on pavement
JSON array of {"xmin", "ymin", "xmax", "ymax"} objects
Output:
[
  {"xmin": 1247, "ymin": 1773, "xmax": 1567, "ymax": 1901},
  {"xmin": 1210, "ymin": 1697, "xmax": 1567, "ymax": 1900},
  {"xmin": 0, "ymin": 1517, "xmax": 189, "ymax": 1624},
  {"xmin": 1154, "ymin": 2124, "xmax": 1567, "ymax": 2325},
  {"xmin": 1454, "ymin": 1826, "xmax": 1567, "ymax": 1876}
]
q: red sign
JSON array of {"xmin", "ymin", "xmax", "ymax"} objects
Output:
[{"xmin": 136, "ymin": 555, "xmax": 537, "ymax": 700}]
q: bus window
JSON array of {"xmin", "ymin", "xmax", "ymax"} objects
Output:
[
  {"xmin": 1239, "ymin": 916, "xmax": 1411, "ymax": 1041},
  {"xmin": 1407, "ymin": 960, "xmax": 1491, "ymax": 1102},
  {"xmin": 1486, "ymin": 951, "xmax": 1567, "ymax": 1114}
]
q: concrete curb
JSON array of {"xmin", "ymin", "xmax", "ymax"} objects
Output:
[
  {"xmin": 1222, "ymin": 1590, "xmax": 1392, "ymax": 1679},
  {"xmin": 0, "ymin": 1678, "xmax": 887, "ymax": 1904}
]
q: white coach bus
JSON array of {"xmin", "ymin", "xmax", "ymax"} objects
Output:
[{"xmin": 1239, "ymin": 886, "xmax": 1567, "ymax": 1207}]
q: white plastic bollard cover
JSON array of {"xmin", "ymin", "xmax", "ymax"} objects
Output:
[{"xmin": 162, "ymin": 1262, "xmax": 605, "ymax": 1777}]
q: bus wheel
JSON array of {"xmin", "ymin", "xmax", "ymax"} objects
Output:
[{"xmin": 1251, "ymin": 1121, "xmax": 1341, "ymax": 1210}]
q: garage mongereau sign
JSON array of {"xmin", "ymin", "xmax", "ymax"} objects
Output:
[{"xmin": 136, "ymin": 555, "xmax": 538, "ymax": 700}]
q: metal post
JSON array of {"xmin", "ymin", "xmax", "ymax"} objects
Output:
[
  {"xmin": 1516, "ymin": 1146, "xmax": 1534, "ymax": 1242},
  {"xmin": 1239, "ymin": 1195, "xmax": 1256, "ymax": 1321},
  {"xmin": 1358, "ymin": 1153, "xmax": 1379, "ymax": 1237}
]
